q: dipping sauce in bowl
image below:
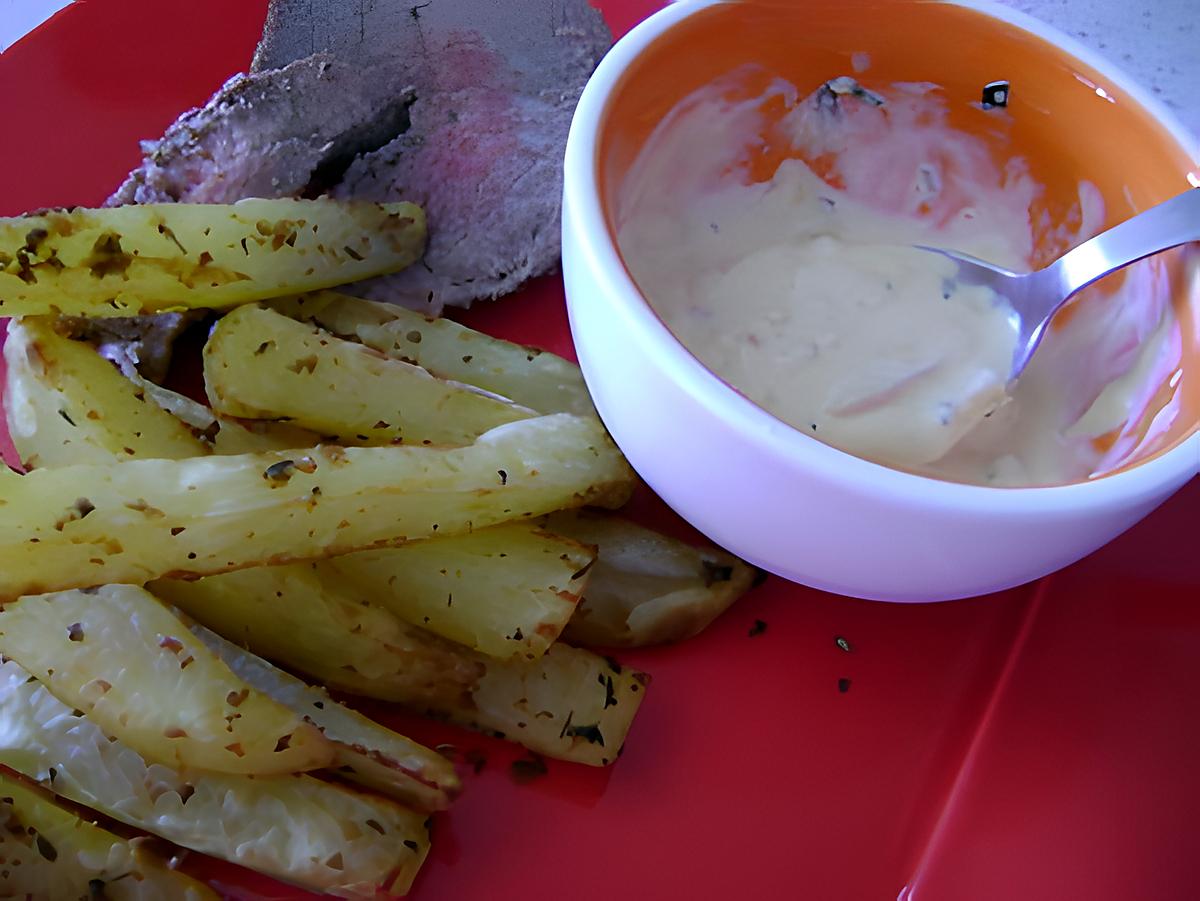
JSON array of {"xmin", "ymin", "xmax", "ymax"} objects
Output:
[
  {"xmin": 615, "ymin": 70, "xmax": 1180, "ymax": 486},
  {"xmin": 562, "ymin": 0, "xmax": 1198, "ymax": 599}
]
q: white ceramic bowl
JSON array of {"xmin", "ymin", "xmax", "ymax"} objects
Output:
[{"xmin": 562, "ymin": 0, "xmax": 1200, "ymax": 601}]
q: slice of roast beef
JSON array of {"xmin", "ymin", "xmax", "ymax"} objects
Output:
[
  {"xmin": 110, "ymin": 0, "xmax": 611, "ymax": 310},
  {"xmin": 111, "ymin": 54, "xmax": 416, "ymax": 206}
]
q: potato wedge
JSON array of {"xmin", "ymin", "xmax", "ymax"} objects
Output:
[
  {"xmin": 324, "ymin": 522, "xmax": 594, "ymax": 660},
  {"xmin": 111, "ymin": 359, "xmax": 322, "ymax": 454},
  {"xmin": 0, "ymin": 199, "xmax": 425, "ymax": 317},
  {"xmin": 0, "ymin": 660, "xmax": 430, "ymax": 896},
  {"xmin": 273, "ymin": 291, "xmax": 595, "ymax": 415},
  {"xmin": 3, "ymin": 316, "xmax": 208, "ymax": 469},
  {"xmin": 210, "ymin": 417, "xmax": 323, "ymax": 454},
  {"xmin": 0, "ymin": 413, "xmax": 634, "ymax": 601},
  {"xmin": 437, "ymin": 643, "xmax": 648, "ymax": 766},
  {"xmin": 0, "ymin": 585, "xmax": 333, "ymax": 776},
  {"xmin": 0, "ymin": 771, "xmax": 218, "ymax": 900},
  {"xmin": 157, "ymin": 560, "xmax": 645, "ymax": 764},
  {"xmin": 544, "ymin": 510, "xmax": 759, "ymax": 648},
  {"xmin": 150, "ymin": 562, "xmax": 483, "ymax": 703},
  {"xmin": 204, "ymin": 304, "xmax": 532, "ymax": 445},
  {"xmin": 187, "ymin": 619, "xmax": 460, "ymax": 811}
]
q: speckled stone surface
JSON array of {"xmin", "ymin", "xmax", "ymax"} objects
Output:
[{"xmin": 997, "ymin": 0, "xmax": 1199, "ymax": 139}]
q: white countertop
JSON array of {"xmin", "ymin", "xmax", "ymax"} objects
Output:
[
  {"xmin": 1000, "ymin": 0, "xmax": 1199, "ymax": 139},
  {"xmin": 1, "ymin": 0, "xmax": 1196, "ymax": 138}
]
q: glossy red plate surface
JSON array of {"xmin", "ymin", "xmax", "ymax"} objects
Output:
[{"xmin": 0, "ymin": 2, "xmax": 1197, "ymax": 899}]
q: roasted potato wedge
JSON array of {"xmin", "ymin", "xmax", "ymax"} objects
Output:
[
  {"xmin": 3, "ymin": 316, "xmax": 208, "ymax": 469},
  {"xmin": 273, "ymin": 291, "xmax": 595, "ymax": 415},
  {"xmin": 324, "ymin": 522, "xmax": 594, "ymax": 660},
  {"xmin": 0, "ymin": 200, "xmax": 425, "ymax": 317},
  {"xmin": 0, "ymin": 660, "xmax": 430, "ymax": 897},
  {"xmin": 0, "ymin": 772, "xmax": 218, "ymax": 900},
  {"xmin": 544, "ymin": 510, "xmax": 759, "ymax": 647},
  {"xmin": 188, "ymin": 619, "xmax": 460, "ymax": 811},
  {"xmin": 0, "ymin": 413, "xmax": 634, "ymax": 601},
  {"xmin": 150, "ymin": 562, "xmax": 483, "ymax": 703},
  {"xmin": 0, "ymin": 585, "xmax": 333, "ymax": 776},
  {"xmin": 439, "ymin": 642, "xmax": 647, "ymax": 766},
  {"xmin": 157, "ymin": 557, "xmax": 644, "ymax": 764},
  {"xmin": 204, "ymin": 304, "xmax": 532, "ymax": 445},
  {"xmin": 110, "ymin": 359, "xmax": 322, "ymax": 454}
]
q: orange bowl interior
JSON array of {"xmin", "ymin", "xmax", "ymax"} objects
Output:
[{"xmin": 598, "ymin": 0, "xmax": 1199, "ymax": 478}]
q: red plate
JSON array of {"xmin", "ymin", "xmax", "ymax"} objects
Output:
[{"xmin": 1, "ymin": 3, "xmax": 1197, "ymax": 899}]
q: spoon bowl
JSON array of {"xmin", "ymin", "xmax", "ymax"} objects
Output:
[{"xmin": 919, "ymin": 188, "xmax": 1200, "ymax": 380}]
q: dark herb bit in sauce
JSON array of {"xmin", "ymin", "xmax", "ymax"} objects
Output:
[
  {"xmin": 837, "ymin": 677, "xmax": 852, "ymax": 693},
  {"xmin": 748, "ymin": 619, "xmax": 768, "ymax": 638},
  {"xmin": 835, "ymin": 636, "xmax": 853, "ymax": 653}
]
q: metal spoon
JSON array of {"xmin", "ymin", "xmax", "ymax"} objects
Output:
[{"xmin": 918, "ymin": 188, "xmax": 1199, "ymax": 381}]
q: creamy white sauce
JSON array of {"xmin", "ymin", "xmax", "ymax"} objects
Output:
[{"xmin": 616, "ymin": 73, "xmax": 1179, "ymax": 486}]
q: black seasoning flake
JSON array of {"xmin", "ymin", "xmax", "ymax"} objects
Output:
[
  {"xmin": 564, "ymin": 723, "xmax": 605, "ymax": 746},
  {"xmin": 838, "ymin": 678, "xmax": 852, "ymax": 694},
  {"xmin": 510, "ymin": 754, "xmax": 548, "ymax": 784},
  {"xmin": 748, "ymin": 619, "xmax": 768, "ymax": 638},
  {"xmin": 403, "ymin": 839, "xmax": 420, "ymax": 851},
  {"xmin": 67, "ymin": 622, "xmax": 84, "ymax": 642},
  {"xmin": 35, "ymin": 833, "xmax": 57, "ymax": 862},
  {"xmin": 497, "ymin": 469, "xmax": 508, "ymax": 486},
  {"xmin": 88, "ymin": 879, "xmax": 107, "ymax": 900},
  {"xmin": 602, "ymin": 674, "xmax": 617, "ymax": 709},
  {"xmin": 835, "ymin": 636, "xmax": 853, "ymax": 653},
  {"xmin": 263, "ymin": 460, "xmax": 296, "ymax": 484},
  {"xmin": 603, "ymin": 656, "xmax": 623, "ymax": 675}
]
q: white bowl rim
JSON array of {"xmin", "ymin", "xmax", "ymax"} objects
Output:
[{"xmin": 563, "ymin": 0, "xmax": 1200, "ymax": 516}]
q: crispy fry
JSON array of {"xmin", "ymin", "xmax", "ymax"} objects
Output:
[
  {"xmin": 324, "ymin": 521, "xmax": 593, "ymax": 659},
  {"xmin": 544, "ymin": 510, "xmax": 758, "ymax": 647},
  {"xmin": 0, "ymin": 771, "xmax": 218, "ymax": 900},
  {"xmin": 0, "ymin": 200, "xmax": 425, "ymax": 317},
  {"xmin": 0, "ymin": 660, "xmax": 431, "ymax": 897},
  {"xmin": 0, "ymin": 413, "xmax": 634, "ymax": 601},
  {"xmin": 273, "ymin": 291, "xmax": 596, "ymax": 415},
  {"xmin": 3, "ymin": 316, "xmax": 208, "ymax": 469},
  {"xmin": 188, "ymin": 619, "xmax": 460, "ymax": 812},
  {"xmin": 0, "ymin": 585, "xmax": 333, "ymax": 776},
  {"xmin": 204, "ymin": 304, "xmax": 532, "ymax": 445}
]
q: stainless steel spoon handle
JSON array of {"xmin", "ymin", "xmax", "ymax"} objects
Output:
[{"xmin": 1052, "ymin": 188, "xmax": 1200, "ymax": 298}]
